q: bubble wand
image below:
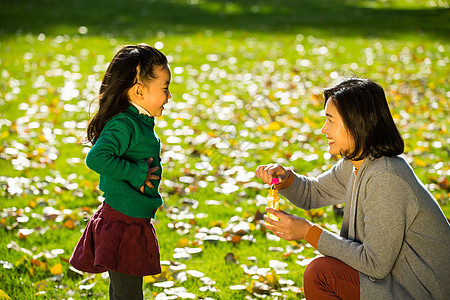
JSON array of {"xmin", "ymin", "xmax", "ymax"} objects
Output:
[{"xmin": 266, "ymin": 178, "xmax": 280, "ymax": 222}]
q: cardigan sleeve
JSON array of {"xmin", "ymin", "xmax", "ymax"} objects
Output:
[
  {"xmin": 85, "ymin": 117, "xmax": 148, "ymax": 189},
  {"xmin": 274, "ymin": 168, "xmax": 294, "ymax": 190},
  {"xmin": 306, "ymin": 224, "xmax": 324, "ymax": 249},
  {"xmin": 317, "ymin": 173, "xmax": 417, "ymax": 279},
  {"xmin": 278, "ymin": 159, "xmax": 353, "ymax": 210}
]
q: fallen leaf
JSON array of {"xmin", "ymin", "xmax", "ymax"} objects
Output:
[
  {"xmin": 35, "ymin": 280, "xmax": 49, "ymax": 292},
  {"xmin": 18, "ymin": 228, "xmax": 34, "ymax": 239},
  {"xmin": 177, "ymin": 238, "xmax": 190, "ymax": 247},
  {"xmin": 224, "ymin": 252, "xmax": 238, "ymax": 264},
  {"xmin": 64, "ymin": 220, "xmax": 75, "ymax": 229},
  {"xmin": 50, "ymin": 263, "xmax": 62, "ymax": 275},
  {"xmin": 229, "ymin": 285, "xmax": 246, "ymax": 290},
  {"xmin": 0, "ymin": 289, "xmax": 12, "ymax": 300},
  {"xmin": 154, "ymin": 281, "xmax": 174, "ymax": 288},
  {"xmin": 79, "ymin": 282, "xmax": 96, "ymax": 290}
]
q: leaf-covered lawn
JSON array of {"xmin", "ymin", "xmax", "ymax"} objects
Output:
[{"xmin": 1, "ymin": 0, "xmax": 449, "ymax": 299}]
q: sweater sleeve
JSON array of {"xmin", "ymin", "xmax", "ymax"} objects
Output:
[
  {"xmin": 306, "ymin": 224, "xmax": 324, "ymax": 249},
  {"xmin": 278, "ymin": 159, "xmax": 352, "ymax": 210},
  {"xmin": 85, "ymin": 118, "xmax": 148, "ymax": 189},
  {"xmin": 274, "ymin": 168, "xmax": 295, "ymax": 190},
  {"xmin": 317, "ymin": 173, "xmax": 417, "ymax": 279}
]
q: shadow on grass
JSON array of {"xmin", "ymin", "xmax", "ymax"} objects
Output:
[{"xmin": 0, "ymin": 0, "xmax": 449, "ymax": 39}]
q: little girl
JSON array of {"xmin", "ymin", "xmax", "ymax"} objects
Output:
[{"xmin": 69, "ymin": 43, "xmax": 172, "ymax": 299}]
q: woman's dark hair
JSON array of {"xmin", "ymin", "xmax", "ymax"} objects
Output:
[
  {"xmin": 86, "ymin": 43, "xmax": 168, "ymax": 145},
  {"xmin": 323, "ymin": 77, "xmax": 404, "ymax": 160}
]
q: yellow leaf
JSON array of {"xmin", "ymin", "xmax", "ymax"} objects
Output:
[
  {"xmin": 246, "ymin": 281, "xmax": 255, "ymax": 293},
  {"xmin": 143, "ymin": 275, "xmax": 156, "ymax": 284},
  {"xmin": 268, "ymin": 121, "xmax": 280, "ymax": 131},
  {"xmin": 50, "ymin": 263, "xmax": 62, "ymax": 275},
  {"xmin": 242, "ymin": 211, "xmax": 252, "ymax": 219},
  {"xmin": 177, "ymin": 238, "xmax": 189, "ymax": 247},
  {"xmin": 35, "ymin": 280, "xmax": 48, "ymax": 292},
  {"xmin": 0, "ymin": 289, "xmax": 12, "ymax": 300},
  {"xmin": 414, "ymin": 159, "xmax": 427, "ymax": 167},
  {"xmin": 265, "ymin": 271, "xmax": 278, "ymax": 286},
  {"xmin": 209, "ymin": 220, "xmax": 224, "ymax": 228},
  {"xmin": 40, "ymin": 262, "xmax": 48, "ymax": 271},
  {"xmin": 149, "ymin": 265, "xmax": 173, "ymax": 281},
  {"xmin": 303, "ymin": 116, "xmax": 316, "ymax": 127},
  {"xmin": 15, "ymin": 255, "xmax": 29, "ymax": 267}
]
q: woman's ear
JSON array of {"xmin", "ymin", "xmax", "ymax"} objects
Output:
[{"xmin": 128, "ymin": 83, "xmax": 144, "ymax": 102}]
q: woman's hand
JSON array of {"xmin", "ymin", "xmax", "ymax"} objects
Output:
[
  {"xmin": 140, "ymin": 157, "xmax": 160, "ymax": 193},
  {"xmin": 256, "ymin": 163, "xmax": 290, "ymax": 185},
  {"xmin": 264, "ymin": 208, "xmax": 313, "ymax": 241}
]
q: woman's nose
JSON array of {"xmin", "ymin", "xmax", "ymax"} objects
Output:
[{"xmin": 321, "ymin": 122, "xmax": 328, "ymax": 134}]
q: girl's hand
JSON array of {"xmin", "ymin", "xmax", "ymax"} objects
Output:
[
  {"xmin": 264, "ymin": 208, "xmax": 313, "ymax": 241},
  {"xmin": 140, "ymin": 158, "xmax": 160, "ymax": 193},
  {"xmin": 256, "ymin": 164, "xmax": 290, "ymax": 185}
]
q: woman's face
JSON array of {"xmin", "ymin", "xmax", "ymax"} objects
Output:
[{"xmin": 321, "ymin": 97, "xmax": 355, "ymax": 156}]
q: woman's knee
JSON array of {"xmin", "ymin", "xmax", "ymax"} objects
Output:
[
  {"xmin": 304, "ymin": 256, "xmax": 348, "ymax": 288},
  {"xmin": 303, "ymin": 256, "xmax": 330, "ymax": 286},
  {"xmin": 303, "ymin": 256, "xmax": 360, "ymax": 300}
]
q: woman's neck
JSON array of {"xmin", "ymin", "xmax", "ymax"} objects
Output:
[{"xmin": 351, "ymin": 159, "xmax": 364, "ymax": 170}]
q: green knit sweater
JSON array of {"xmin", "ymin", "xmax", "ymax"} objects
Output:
[{"xmin": 86, "ymin": 106, "xmax": 163, "ymax": 218}]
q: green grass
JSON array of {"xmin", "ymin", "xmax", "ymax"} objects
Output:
[{"xmin": 1, "ymin": 0, "xmax": 449, "ymax": 299}]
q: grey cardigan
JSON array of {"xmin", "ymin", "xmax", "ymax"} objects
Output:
[{"xmin": 280, "ymin": 156, "xmax": 450, "ymax": 299}]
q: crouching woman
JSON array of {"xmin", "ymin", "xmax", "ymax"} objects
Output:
[{"xmin": 256, "ymin": 77, "xmax": 450, "ymax": 299}]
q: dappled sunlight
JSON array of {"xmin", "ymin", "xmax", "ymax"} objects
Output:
[{"xmin": 0, "ymin": 0, "xmax": 449, "ymax": 298}]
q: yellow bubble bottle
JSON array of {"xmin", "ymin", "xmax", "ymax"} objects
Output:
[{"xmin": 267, "ymin": 178, "xmax": 280, "ymax": 221}]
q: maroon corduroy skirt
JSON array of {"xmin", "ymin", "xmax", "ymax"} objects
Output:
[{"xmin": 69, "ymin": 202, "xmax": 161, "ymax": 276}]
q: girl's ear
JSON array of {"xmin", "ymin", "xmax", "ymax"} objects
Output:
[{"xmin": 128, "ymin": 83, "xmax": 144, "ymax": 102}]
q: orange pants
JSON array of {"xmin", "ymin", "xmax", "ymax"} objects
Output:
[{"xmin": 303, "ymin": 256, "xmax": 360, "ymax": 299}]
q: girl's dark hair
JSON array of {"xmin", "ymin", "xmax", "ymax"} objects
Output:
[
  {"xmin": 86, "ymin": 43, "xmax": 168, "ymax": 145},
  {"xmin": 323, "ymin": 77, "xmax": 404, "ymax": 160}
]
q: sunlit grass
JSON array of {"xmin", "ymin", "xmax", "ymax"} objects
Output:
[{"xmin": 1, "ymin": 0, "xmax": 449, "ymax": 299}]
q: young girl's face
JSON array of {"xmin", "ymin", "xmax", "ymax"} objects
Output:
[
  {"xmin": 321, "ymin": 97, "xmax": 355, "ymax": 156},
  {"xmin": 140, "ymin": 65, "xmax": 172, "ymax": 117}
]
